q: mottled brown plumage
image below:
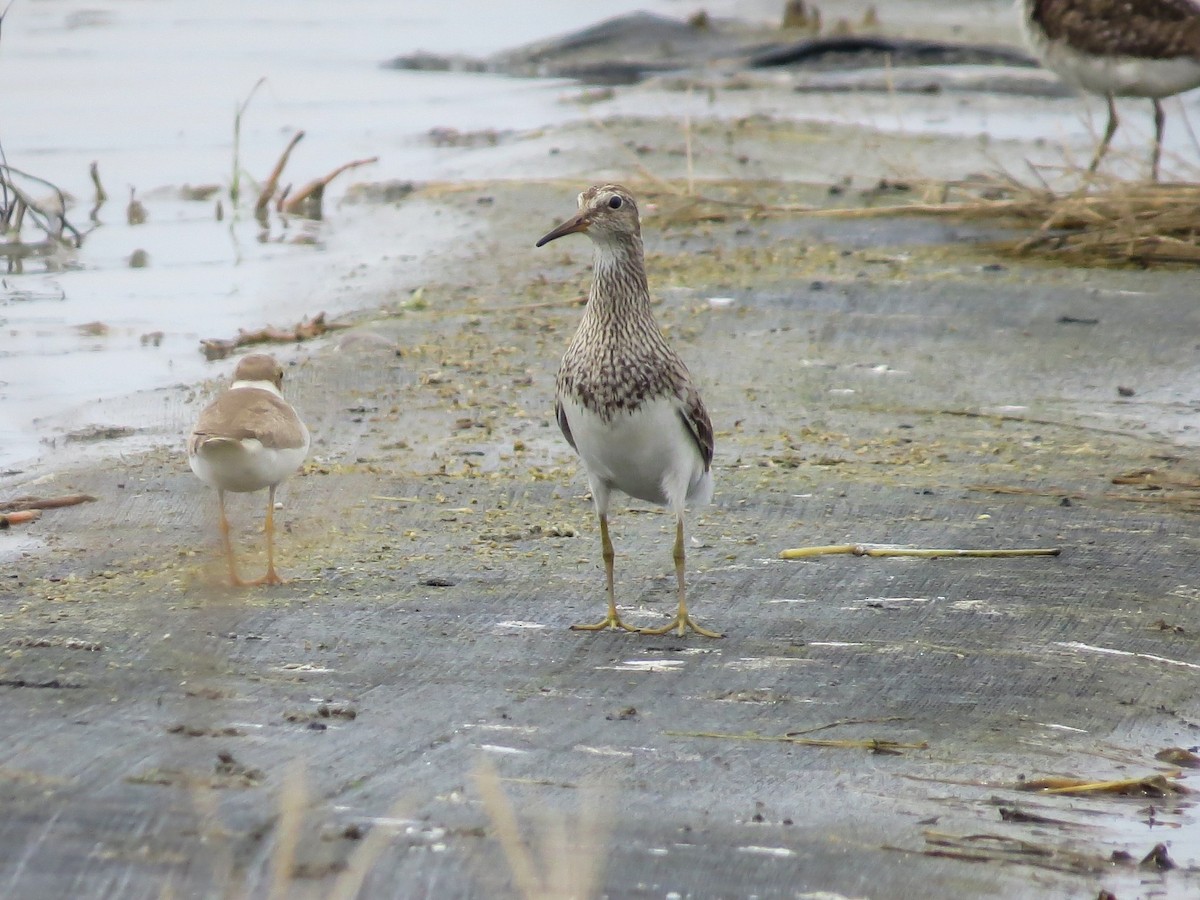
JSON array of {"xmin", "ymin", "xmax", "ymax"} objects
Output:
[
  {"xmin": 548, "ymin": 184, "xmax": 713, "ymax": 462},
  {"xmin": 537, "ymin": 184, "xmax": 720, "ymax": 638},
  {"xmin": 1031, "ymin": 0, "xmax": 1200, "ymax": 59},
  {"xmin": 1021, "ymin": 0, "xmax": 1200, "ymax": 179}
]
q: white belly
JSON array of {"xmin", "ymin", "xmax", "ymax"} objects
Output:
[
  {"xmin": 561, "ymin": 395, "xmax": 712, "ymax": 509},
  {"xmin": 189, "ymin": 438, "xmax": 308, "ymax": 493},
  {"xmin": 1045, "ymin": 44, "xmax": 1200, "ymax": 98}
]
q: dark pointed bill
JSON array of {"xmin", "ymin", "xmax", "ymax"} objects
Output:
[{"xmin": 535, "ymin": 214, "xmax": 589, "ymax": 247}]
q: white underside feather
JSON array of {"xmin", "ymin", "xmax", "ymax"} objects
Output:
[
  {"xmin": 560, "ymin": 394, "xmax": 711, "ymax": 515},
  {"xmin": 189, "ymin": 437, "xmax": 308, "ymax": 494}
]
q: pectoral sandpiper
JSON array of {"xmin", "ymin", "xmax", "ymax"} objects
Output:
[
  {"xmin": 1019, "ymin": 0, "xmax": 1200, "ymax": 181},
  {"xmin": 188, "ymin": 353, "xmax": 310, "ymax": 585},
  {"xmin": 536, "ymin": 184, "xmax": 721, "ymax": 638}
]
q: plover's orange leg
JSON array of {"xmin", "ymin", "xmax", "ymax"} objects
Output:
[
  {"xmin": 217, "ymin": 490, "xmax": 247, "ymax": 587},
  {"xmin": 248, "ymin": 485, "xmax": 285, "ymax": 586}
]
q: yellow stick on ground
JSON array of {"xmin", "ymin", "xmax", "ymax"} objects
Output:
[
  {"xmin": 666, "ymin": 730, "xmax": 928, "ymax": 753},
  {"xmin": 779, "ymin": 544, "xmax": 1061, "ymax": 560}
]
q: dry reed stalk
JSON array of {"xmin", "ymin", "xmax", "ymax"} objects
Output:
[
  {"xmin": 231, "ymin": 77, "xmax": 267, "ymax": 209},
  {"xmin": 266, "ymin": 761, "xmax": 307, "ymax": 900},
  {"xmin": 325, "ymin": 796, "xmax": 410, "ymax": 900},
  {"xmin": 474, "ymin": 758, "xmax": 611, "ymax": 900}
]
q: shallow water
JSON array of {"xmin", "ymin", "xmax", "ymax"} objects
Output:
[
  {"xmin": 1, "ymin": 1, "xmax": 1196, "ymax": 472},
  {"xmin": 0, "ymin": 0, "xmax": 695, "ymax": 470}
]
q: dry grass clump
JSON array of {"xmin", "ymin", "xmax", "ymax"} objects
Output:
[
  {"xmin": 160, "ymin": 758, "xmax": 611, "ymax": 899},
  {"xmin": 644, "ymin": 172, "xmax": 1200, "ymax": 268},
  {"xmin": 939, "ymin": 172, "xmax": 1200, "ymax": 266}
]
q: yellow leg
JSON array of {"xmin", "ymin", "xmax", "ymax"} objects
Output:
[
  {"xmin": 1151, "ymin": 98, "xmax": 1164, "ymax": 183},
  {"xmin": 639, "ymin": 516, "xmax": 722, "ymax": 639},
  {"xmin": 571, "ymin": 513, "xmax": 639, "ymax": 632},
  {"xmin": 1088, "ymin": 94, "xmax": 1119, "ymax": 175},
  {"xmin": 217, "ymin": 490, "xmax": 247, "ymax": 587},
  {"xmin": 250, "ymin": 485, "xmax": 285, "ymax": 586}
]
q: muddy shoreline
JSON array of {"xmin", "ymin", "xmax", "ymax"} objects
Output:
[{"xmin": 4, "ymin": 166, "xmax": 1199, "ymax": 896}]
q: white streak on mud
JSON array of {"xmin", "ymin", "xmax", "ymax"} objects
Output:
[
  {"xmin": 597, "ymin": 659, "xmax": 686, "ymax": 673},
  {"xmin": 477, "ymin": 744, "xmax": 529, "ymax": 755},
  {"xmin": 737, "ymin": 845, "xmax": 795, "ymax": 858},
  {"xmin": 1055, "ymin": 641, "xmax": 1200, "ymax": 671},
  {"xmin": 1036, "ymin": 722, "xmax": 1089, "ymax": 733}
]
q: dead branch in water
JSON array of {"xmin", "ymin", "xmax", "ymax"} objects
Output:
[
  {"xmin": 199, "ymin": 311, "xmax": 350, "ymax": 360},
  {"xmin": 254, "ymin": 130, "xmax": 305, "ymax": 223},
  {"xmin": 126, "ymin": 186, "xmax": 146, "ymax": 225},
  {"xmin": 0, "ymin": 7, "xmax": 83, "ymax": 256},
  {"xmin": 281, "ymin": 156, "xmax": 379, "ymax": 220},
  {"xmin": 0, "ymin": 164, "xmax": 83, "ymax": 250},
  {"xmin": 89, "ymin": 161, "xmax": 106, "ymax": 221}
]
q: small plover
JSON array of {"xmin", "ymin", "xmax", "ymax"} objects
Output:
[{"xmin": 188, "ymin": 353, "xmax": 309, "ymax": 585}]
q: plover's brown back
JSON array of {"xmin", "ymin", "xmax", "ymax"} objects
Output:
[{"xmin": 188, "ymin": 353, "xmax": 309, "ymax": 586}]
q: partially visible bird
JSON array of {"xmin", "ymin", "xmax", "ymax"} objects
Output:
[
  {"xmin": 536, "ymin": 184, "xmax": 721, "ymax": 638},
  {"xmin": 1018, "ymin": 0, "xmax": 1200, "ymax": 180},
  {"xmin": 188, "ymin": 353, "xmax": 310, "ymax": 585}
]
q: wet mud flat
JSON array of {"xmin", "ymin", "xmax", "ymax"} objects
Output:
[{"xmin": 2, "ymin": 170, "xmax": 1199, "ymax": 898}]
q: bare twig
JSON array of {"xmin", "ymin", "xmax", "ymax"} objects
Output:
[
  {"xmin": 255, "ymin": 130, "xmax": 305, "ymax": 223},
  {"xmin": 199, "ymin": 311, "xmax": 350, "ymax": 360},
  {"xmin": 89, "ymin": 162, "xmax": 107, "ymax": 221},
  {"xmin": 683, "ymin": 85, "xmax": 695, "ymax": 196},
  {"xmin": 784, "ymin": 716, "xmax": 910, "ymax": 736},
  {"xmin": 779, "ymin": 544, "xmax": 1061, "ymax": 560},
  {"xmin": 1018, "ymin": 773, "xmax": 1188, "ymax": 797},
  {"xmin": 0, "ymin": 164, "xmax": 83, "ymax": 246},
  {"xmin": 0, "ymin": 494, "xmax": 96, "ymax": 513},
  {"xmin": 966, "ymin": 484, "xmax": 1085, "ymax": 499},
  {"xmin": 667, "ymin": 729, "xmax": 929, "ymax": 754},
  {"xmin": 282, "ymin": 156, "xmax": 379, "ymax": 219}
]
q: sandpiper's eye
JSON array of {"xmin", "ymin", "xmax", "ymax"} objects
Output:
[{"xmin": 608, "ymin": 196, "xmax": 622, "ymax": 209}]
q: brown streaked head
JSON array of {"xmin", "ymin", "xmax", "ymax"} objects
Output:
[
  {"xmin": 233, "ymin": 353, "xmax": 285, "ymax": 390},
  {"xmin": 535, "ymin": 183, "xmax": 641, "ymax": 248}
]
